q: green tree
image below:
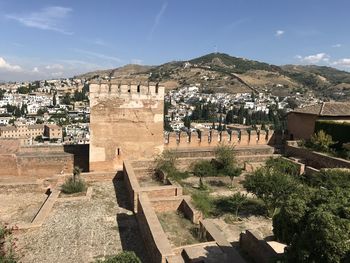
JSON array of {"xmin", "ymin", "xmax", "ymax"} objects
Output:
[
  {"xmin": 230, "ymin": 192, "xmax": 247, "ymax": 218},
  {"xmin": 14, "ymin": 107, "xmax": 21, "ymax": 118},
  {"xmin": 183, "ymin": 115, "xmax": 191, "ymax": 129},
  {"xmin": 0, "ymin": 89, "xmax": 5, "ymax": 100},
  {"xmin": 193, "ymin": 160, "xmax": 215, "ymax": 186},
  {"xmin": 223, "ymin": 164, "xmax": 242, "ymax": 187},
  {"xmin": 214, "ymin": 143, "xmax": 236, "ymax": 170},
  {"xmin": 243, "ymin": 167, "xmax": 300, "ymax": 216},
  {"xmin": 53, "ymin": 92, "xmax": 57, "ymax": 106},
  {"xmin": 61, "ymin": 92, "xmax": 71, "ymax": 105},
  {"xmin": 17, "ymin": 86, "xmax": 29, "ymax": 94},
  {"xmin": 275, "ymin": 188, "xmax": 350, "ymax": 263}
]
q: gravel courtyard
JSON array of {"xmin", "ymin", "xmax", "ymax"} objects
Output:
[{"xmin": 14, "ymin": 178, "xmax": 149, "ymax": 263}]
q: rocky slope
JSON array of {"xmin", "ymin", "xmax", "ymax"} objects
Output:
[{"xmin": 76, "ymin": 53, "xmax": 350, "ymax": 100}]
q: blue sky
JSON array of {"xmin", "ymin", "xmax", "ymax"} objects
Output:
[{"xmin": 0, "ymin": 0, "xmax": 350, "ymax": 81}]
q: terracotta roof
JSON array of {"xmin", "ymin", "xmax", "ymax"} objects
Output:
[{"xmin": 293, "ymin": 102, "xmax": 350, "ymax": 116}]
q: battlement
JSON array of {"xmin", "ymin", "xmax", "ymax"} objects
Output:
[
  {"xmin": 89, "ymin": 81, "xmax": 165, "ymax": 171},
  {"xmin": 164, "ymin": 129, "xmax": 284, "ymax": 148},
  {"xmin": 89, "ymin": 81, "xmax": 164, "ymax": 100}
]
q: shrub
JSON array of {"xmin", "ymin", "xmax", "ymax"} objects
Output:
[
  {"xmin": 154, "ymin": 150, "xmax": 177, "ymax": 172},
  {"xmin": 61, "ymin": 177, "xmax": 86, "ymax": 194},
  {"xmin": 95, "ymin": 251, "xmax": 141, "ymax": 263},
  {"xmin": 192, "ymin": 160, "xmax": 216, "ymax": 185},
  {"xmin": 214, "ymin": 193, "xmax": 247, "ymax": 218},
  {"xmin": 167, "ymin": 169, "xmax": 190, "ymax": 182},
  {"xmin": 222, "ymin": 164, "xmax": 242, "ymax": 187},
  {"xmin": 302, "ymin": 168, "xmax": 350, "ymax": 190},
  {"xmin": 265, "ymin": 157, "xmax": 300, "ymax": 176},
  {"xmin": 0, "ymin": 224, "xmax": 17, "ymax": 263},
  {"xmin": 307, "ymin": 130, "xmax": 334, "ymax": 152},
  {"xmin": 191, "ymin": 191, "xmax": 213, "ymax": 217},
  {"xmin": 315, "ymin": 120, "xmax": 350, "ymax": 146},
  {"xmin": 214, "ymin": 143, "xmax": 236, "ymax": 170}
]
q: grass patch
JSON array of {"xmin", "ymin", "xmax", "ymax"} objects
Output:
[
  {"xmin": 158, "ymin": 211, "xmax": 206, "ymax": 247},
  {"xmin": 61, "ymin": 177, "xmax": 87, "ymax": 194},
  {"xmin": 191, "ymin": 190, "xmax": 213, "ymax": 217}
]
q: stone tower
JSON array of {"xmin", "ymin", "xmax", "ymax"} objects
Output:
[{"xmin": 89, "ymin": 81, "xmax": 164, "ymax": 171}]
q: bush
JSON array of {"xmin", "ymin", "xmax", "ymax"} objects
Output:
[
  {"xmin": 265, "ymin": 157, "xmax": 300, "ymax": 177},
  {"xmin": 214, "ymin": 143, "xmax": 236, "ymax": 170},
  {"xmin": 192, "ymin": 160, "xmax": 216, "ymax": 186},
  {"xmin": 191, "ymin": 191, "xmax": 213, "ymax": 217},
  {"xmin": 96, "ymin": 251, "xmax": 141, "ymax": 263},
  {"xmin": 154, "ymin": 150, "xmax": 177, "ymax": 172},
  {"xmin": 306, "ymin": 130, "xmax": 334, "ymax": 152},
  {"xmin": 213, "ymin": 193, "xmax": 247, "ymax": 218},
  {"xmin": 315, "ymin": 120, "xmax": 350, "ymax": 146},
  {"xmin": 61, "ymin": 177, "xmax": 86, "ymax": 194},
  {"xmin": 0, "ymin": 225, "xmax": 17, "ymax": 263},
  {"xmin": 302, "ymin": 168, "xmax": 350, "ymax": 190},
  {"xmin": 167, "ymin": 169, "xmax": 190, "ymax": 182}
]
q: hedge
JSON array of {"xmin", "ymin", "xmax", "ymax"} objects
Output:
[{"xmin": 314, "ymin": 120, "xmax": 350, "ymax": 145}]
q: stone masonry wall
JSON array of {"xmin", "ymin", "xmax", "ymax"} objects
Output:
[
  {"xmin": 285, "ymin": 144, "xmax": 350, "ymax": 169},
  {"xmin": 164, "ymin": 129, "xmax": 283, "ymax": 148},
  {"xmin": 0, "ymin": 139, "xmax": 73, "ymax": 177},
  {"xmin": 89, "ymin": 82, "xmax": 164, "ymax": 171}
]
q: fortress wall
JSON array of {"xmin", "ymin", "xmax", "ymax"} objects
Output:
[
  {"xmin": 164, "ymin": 129, "xmax": 280, "ymax": 149},
  {"xmin": 89, "ymin": 82, "xmax": 165, "ymax": 171},
  {"xmin": 17, "ymin": 153, "xmax": 73, "ymax": 177},
  {"xmin": 136, "ymin": 193, "xmax": 175, "ymax": 263},
  {"xmin": 285, "ymin": 144, "xmax": 350, "ymax": 169},
  {"xmin": 0, "ymin": 139, "xmax": 74, "ymax": 178}
]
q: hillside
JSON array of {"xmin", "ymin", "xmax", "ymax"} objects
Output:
[{"xmin": 76, "ymin": 53, "xmax": 350, "ymax": 100}]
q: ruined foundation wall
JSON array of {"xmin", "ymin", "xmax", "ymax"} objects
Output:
[{"xmin": 89, "ymin": 82, "xmax": 164, "ymax": 171}]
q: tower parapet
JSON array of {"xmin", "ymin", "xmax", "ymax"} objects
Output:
[{"xmin": 89, "ymin": 81, "xmax": 165, "ymax": 171}]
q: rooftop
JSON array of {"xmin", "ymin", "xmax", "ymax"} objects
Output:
[{"xmin": 292, "ymin": 102, "xmax": 350, "ymax": 116}]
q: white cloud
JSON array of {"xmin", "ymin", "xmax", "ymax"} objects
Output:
[
  {"xmin": 332, "ymin": 58, "xmax": 350, "ymax": 67},
  {"xmin": 332, "ymin": 44, "xmax": 342, "ymax": 48},
  {"xmin": 45, "ymin": 64, "xmax": 64, "ymax": 70},
  {"xmin": 6, "ymin": 6, "xmax": 73, "ymax": 35},
  {"xmin": 149, "ymin": 2, "xmax": 168, "ymax": 39},
  {"xmin": 296, "ymin": 53, "xmax": 330, "ymax": 64},
  {"xmin": 74, "ymin": 48, "xmax": 122, "ymax": 62},
  {"xmin": 275, "ymin": 30, "xmax": 285, "ymax": 37},
  {"xmin": 0, "ymin": 57, "xmax": 22, "ymax": 72},
  {"xmin": 32, "ymin": 67, "xmax": 39, "ymax": 73}
]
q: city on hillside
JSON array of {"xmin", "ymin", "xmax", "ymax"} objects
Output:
[{"xmin": 1, "ymin": 1, "xmax": 350, "ymax": 263}]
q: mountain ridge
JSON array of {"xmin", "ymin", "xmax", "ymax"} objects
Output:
[{"xmin": 76, "ymin": 53, "xmax": 350, "ymax": 100}]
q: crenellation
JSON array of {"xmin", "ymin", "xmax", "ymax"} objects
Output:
[
  {"xmin": 89, "ymin": 82, "xmax": 165, "ymax": 171},
  {"xmin": 164, "ymin": 129, "xmax": 281, "ymax": 148},
  {"xmin": 90, "ymin": 81, "xmax": 164, "ymax": 100},
  {"xmin": 250, "ymin": 130, "xmax": 258, "ymax": 145}
]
